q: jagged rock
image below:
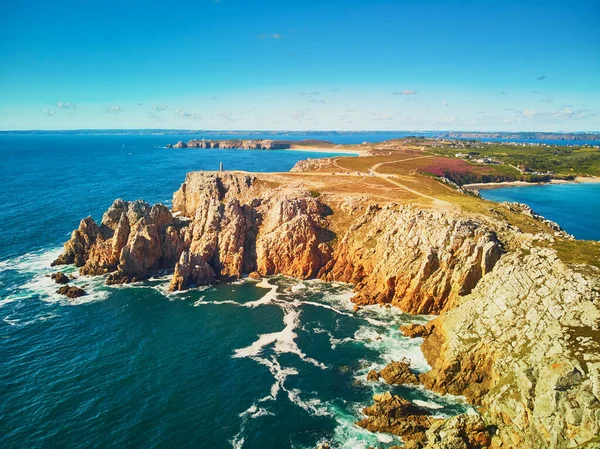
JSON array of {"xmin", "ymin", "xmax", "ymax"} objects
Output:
[
  {"xmin": 50, "ymin": 272, "xmax": 69, "ymax": 284},
  {"xmin": 356, "ymin": 392, "xmax": 439, "ymax": 446},
  {"xmin": 56, "ymin": 285, "xmax": 86, "ymax": 298},
  {"xmin": 173, "ymin": 141, "xmax": 188, "ymax": 148},
  {"xmin": 400, "ymin": 323, "xmax": 431, "ymax": 338},
  {"xmin": 53, "ymin": 199, "xmax": 186, "ymax": 284},
  {"xmin": 379, "ymin": 361, "xmax": 420, "ymax": 385},
  {"xmin": 420, "ymin": 413, "xmax": 493, "ymax": 449},
  {"xmin": 248, "ymin": 271, "xmax": 261, "ymax": 280},
  {"xmin": 321, "ymin": 204, "xmax": 504, "ymax": 314},
  {"xmin": 366, "ymin": 369, "xmax": 380, "ymax": 381}
]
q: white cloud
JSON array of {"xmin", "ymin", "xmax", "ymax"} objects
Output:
[
  {"xmin": 175, "ymin": 109, "xmax": 197, "ymax": 119},
  {"xmin": 151, "ymin": 104, "xmax": 168, "ymax": 111},
  {"xmin": 373, "ymin": 113, "xmax": 394, "ymax": 121},
  {"xmin": 57, "ymin": 102, "xmax": 78, "ymax": 109},
  {"xmin": 290, "ymin": 109, "xmax": 310, "ymax": 119},
  {"xmin": 393, "ymin": 89, "xmax": 417, "ymax": 95},
  {"xmin": 258, "ymin": 33, "xmax": 282, "ymax": 39},
  {"xmin": 43, "ymin": 109, "xmax": 56, "ymax": 116},
  {"xmin": 522, "ymin": 109, "xmax": 537, "ymax": 117},
  {"xmin": 107, "ymin": 105, "xmax": 124, "ymax": 113},
  {"xmin": 441, "ymin": 101, "xmax": 449, "ymax": 107}
]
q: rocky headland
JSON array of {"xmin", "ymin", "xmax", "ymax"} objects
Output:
[
  {"xmin": 166, "ymin": 138, "xmax": 334, "ymax": 150},
  {"xmin": 52, "ymin": 143, "xmax": 600, "ymax": 448}
]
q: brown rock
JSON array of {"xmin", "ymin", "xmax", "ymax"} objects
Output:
[
  {"xmin": 366, "ymin": 369, "xmax": 380, "ymax": 382},
  {"xmin": 379, "ymin": 361, "xmax": 420, "ymax": 385},
  {"xmin": 56, "ymin": 285, "xmax": 86, "ymax": 298},
  {"xmin": 248, "ymin": 271, "xmax": 261, "ymax": 280},
  {"xmin": 400, "ymin": 323, "xmax": 431, "ymax": 338},
  {"xmin": 53, "ymin": 199, "xmax": 186, "ymax": 285},
  {"xmin": 50, "ymin": 272, "xmax": 69, "ymax": 284},
  {"xmin": 321, "ymin": 204, "xmax": 503, "ymax": 314},
  {"xmin": 356, "ymin": 392, "xmax": 439, "ymax": 444}
]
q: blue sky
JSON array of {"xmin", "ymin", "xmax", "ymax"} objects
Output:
[{"xmin": 1, "ymin": 0, "xmax": 599, "ymax": 131}]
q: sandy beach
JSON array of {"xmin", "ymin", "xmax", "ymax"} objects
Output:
[{"xmin": 463, "ymin": 176, "xmax": 600, "ymax": 190}]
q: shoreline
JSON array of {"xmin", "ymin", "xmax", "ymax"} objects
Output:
[{"xmin": 463, "ymin": 176, "xmax": 600, "ymax": 190}]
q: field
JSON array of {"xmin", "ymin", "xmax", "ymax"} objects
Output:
[{"xmin": 429, "ymin": 141, "xmax": 600, "ymax": 177}]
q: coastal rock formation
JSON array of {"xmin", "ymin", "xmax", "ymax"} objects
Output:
[
  {"xmin": 356, "ymin": 392, "xmax": 439, "ymax": 447},
  {"xmin": 56, "ymin": 285, "xmax": 86, "ymax": 298},
  {"xmin": 321, "ymin": 204, "xmax": 504, "ymax": 314},
  {"xmin": 379, "ymin": 360, "xmax": 420, "ymax": 385},
  {"xmin": 171, "ymin": 139, "xmax": 294, "ymax": 150},
  {"xmin": 169, "ymin": 172, "xmax": 333, "ymax": 290},
  {"xmin": 419, "ymin": 247, "xmax": 600, "ymax": 448},
  {"xmin": 54, "ymin": 172, "xmax": 504, "ymax": 316},
  {"xmin": 50, "ymin": 272, "xmax": 69, "ymax": 284},
  {"xmin": 53, "ymin": 199, "xmax": 187, "ymax": 283}
]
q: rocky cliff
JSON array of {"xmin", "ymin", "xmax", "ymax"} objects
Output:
[
  {"xmin": 419, "ymin": 247, "xmax": 600, "ymax": 448},
  {"xmin": 54, "ymin": 172, "xmax": 502, "ymax": 315},
  {"xmin": 167, "ymin": 139, "xmax": 333, "ymax": 150},
  {"xmin": 52, "ymin": 171, "xmax": 600, "ymax": 448}
]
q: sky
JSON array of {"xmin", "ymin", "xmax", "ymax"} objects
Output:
[{"xmin": 0, "ymin": 0, "xmax": 599, "ymax": 131}]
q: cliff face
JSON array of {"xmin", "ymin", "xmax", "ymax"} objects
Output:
[
  {"xmin": 420, "ymin": 247, "xmax": 600, "ymax": 448},
  {"xmin": 322, "ymin": 204, "xmax": 503, "ymax": 314},
  {"xmin": 169, "ymin": 139, "xmax": 294, "ymax": 149},
  {"xmin": 54, "ymin": 172, "xmax": 502, "ymax": 315}
]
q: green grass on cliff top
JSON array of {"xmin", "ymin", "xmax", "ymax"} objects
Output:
[{"xmin": 430, "ymin": 142, "xmax": 600, "ymax": 177}]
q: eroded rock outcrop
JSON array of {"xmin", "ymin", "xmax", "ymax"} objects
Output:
[
  {"xmin": 53, "ymin": 199, "xmax": 187, "ymax": 283},
  {"xmin": 56, "ymin": 284, "xmax": 86, "ymax": 298},
  {"xmin": 356, "ymin": 392, "xmax": 439, "ymax": 447},
  {"xmin": 321, "ymin": 204, "xmax": 504, "ymax": 314},
  {"xmin": 379, "ymin": 360, "xmax": 420, "ymax": 385},
  {"xmin": 419, "ymin": 247, "xmax": 600, "ymax": 448},
  {"xmin": 169, "ymin": 172, "xmax": 334, "ymax": 290},
  {"xmin": 54, "ymin": 172, "xmax": 504, "ymax": 316}
]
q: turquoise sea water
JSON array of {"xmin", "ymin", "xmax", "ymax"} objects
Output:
[
  {"xmin": 0, "ymin": 134, "xmax": 469, "ymax": 449},
  {"xmin": 479, "ymin": 183, "xmax": 600, "ymax": 241}
]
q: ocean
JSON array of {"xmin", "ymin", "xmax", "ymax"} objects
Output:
[
  {"xmin": 0, "ymin": 133, "xmax": 470, "ymax": 449},
  {"xmin": 479, "ymin": 183, "xmax": 600, "ymax": 241}
]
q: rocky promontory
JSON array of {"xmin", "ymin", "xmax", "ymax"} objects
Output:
[
  {"xmin": 52, "ymin": 162, "xmax": 600, "ymax": 448},
  {"xmin": 166, "ymin": 138, "xmax": 333, "ymax": 150}
]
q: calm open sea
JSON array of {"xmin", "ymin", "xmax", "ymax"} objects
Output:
[
  {"xmin": 479, "ymin": 183, "xmax": 600, "ymax": 241},
  {"xmin": 0, "ymin": 133, "xmax": 470, "ymax": 449}
]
